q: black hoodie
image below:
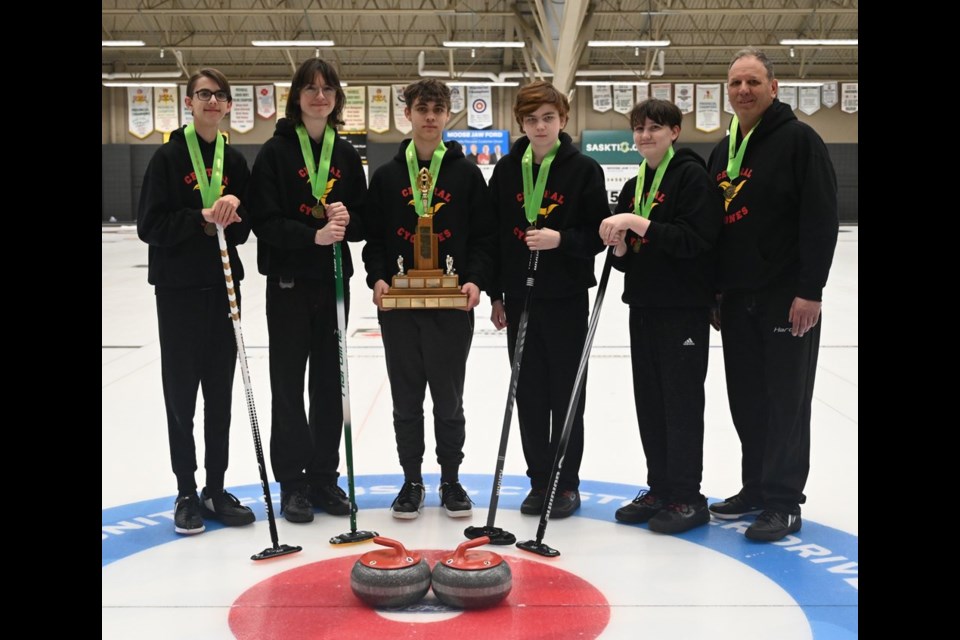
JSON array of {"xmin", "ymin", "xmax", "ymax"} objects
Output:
[
  {"xmin": 249, "ymin": 118, "xmax": 367, "ymax": 282},
  {"xmin": 612, "ymin": 148, "xmax": 722, "ymax": 308},
  {"xmin": 362, "ymin": 139, "xmax": 495, "ymax": 292},
  {"xmin": 707, "ymin": 99, "xmax": 838, "ymax": 300},
  {"xmin": 489, "ymin": 132, "xmax": 608, "ymax": 300},
  {"xmin": 137, "ymin": 126, "xmax": 251, "ymax": 288}
]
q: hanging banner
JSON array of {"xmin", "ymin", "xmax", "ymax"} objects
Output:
[
  {"xmin": 276, "ymin": 85, "xmax": 290, "ymax": 121},
  {"xmin": 230, "ymin": 85, "xmax": 255, "ymax": 133},
  {"xmin": 635, "ymin": 84, "xmax": 649, "ymax": 104},
  {"xmin": 467, "ymin": 85, "xmax": 493, "ymax": 129},
  {"xmin": 841, "ymin": 83, "xmax": 858, "ymax": 114},
  {"xmin": 444, "ymin": 129, "xmax": 509, "ymax": 183},
  {"xmin": 822, "ymin": 81, "xmax": 838, "ymax": 108},
  {"xmin": 779, "ymin": 85, "xmax": 798, "ymax": 111},
  {"xmin": 592, "ymin": 85, "xmax": 612, "ymax": 113},
  {"xmin": 154, "ymin": 87, "xmax": 179, "ymax": 133},
  {"xmin": 674, "ymin": 83, "xmax": 694, "ymax": 114},
  {"xmin": 255, "ymin": 84, "xmax": 275, "ymax": 119},
  {"xmin": 450, "ymin": 85, "xmax": 465, "ymax": 113},
  {"xmin": 613, "ymin": 85, "xmax": 634, "ymax": 114},
  {"xmin": 651, "ymin": 83, "xmax": 671, "ymax": 101},
  {"xmin": 723, "ymin": 90, "xmax": 735, "ymax": 115},
  {"xmin": 368, "ymin": 86, "xmax": 390, "ymax": 134},
  {"xmin": 127, "ymin": 87, "xmax": 154, "ymax": 139},
  {"xmin": 392, "ymin": 84, "xmax": 411, "ymax": 134},
  {"xmin": 695, "ymin": 84, "xmax": 721, "ymax": 133},
  {"xmin": 799, "ymin": 86, "xmax": 821, "ymax": 115},
  {"xmin": 179, "ymin": 84, "xmax": 193, "ymax": 125},
  {"xmin": 343, "ymin": 86, "xmax": 366, "ymax": 131}
]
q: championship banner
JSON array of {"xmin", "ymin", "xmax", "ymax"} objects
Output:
[
  {"xmin": 613, "ymin": 85, "xmax": 634, "ymax": 114},
  {"xmin": 592, "ymin": 85, "xmax": 612, "ymax": 113},
  {"xmin": 127, "ymin": 87, "xmax": 154, "ymax": 139},
  {"xmin": 179, "ymin": 84, "xmax": 193, "ymax": 125},
  {"xmin": 392, "ymin": 84, "xmax": 411, "ymax": 134},
  {"xmin": 276, "ymin": 86, "xmax": 290, "ymax": 122},
  {"xmin": 822, "ymin": 81, "xmax": 838, "ymax": 108},
  {"xmin": 582, "ymin": 130, "xmax": 639, "ymax": 206},
  {"xmin": 635, "ymin": 83, "xmax": 649, "ymax": 104},
  {"xmin": 723, "ymin": 90, "xmax": 735, "ymax": 114},
  {"xmin": 841, "ymin": 83, "xmax": 858, "ymax": 114},
  {"xmin": 443, "ymin": 129, "xmax": 509, "ymax": 183},
  {"xmin": 651, "ymin": 83, "xmax": 671, "ymax": 101},
  {"xmin": 256, "ymin": 85, "xmax": 276, "ymax": 119},
  {"xmin": 367, "ymin": 86, "xmax": 390, "ymax": 133},
  {"xmin": 450, "ymin": 85, "xmax": 465, "ymax": 113},
  {"xmin": 799, "ymin": 86, "xmax": 821, "ymax": 116},
  {"xmin": 343, "ymin": 86, "xmax": 366, "ymax": 131},
  {"xmin": 230, "ymin": 86, "xmax": 255, "ymax": 133},
  {"xmin": 695, "ymin": 84, "xmax": 721, "ymax": 133},
  {"xmin": 154, "ymin": 87, "xmax": 179, "ymax": 133},
  {"xmin": 467, "ymin": 86, "xmax": 493, "ymax": 129},
  {"xmin": 779, "ymin": 85, "xmax": 798, "ymax": 111},
  {"xmin": 674, "ymin": 83, "xmax": 694, "ymax": 114}
]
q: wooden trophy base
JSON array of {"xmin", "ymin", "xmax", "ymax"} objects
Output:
[{"xmin": 382, "ymin": 269, "xmax": 467, "ymax": 309}]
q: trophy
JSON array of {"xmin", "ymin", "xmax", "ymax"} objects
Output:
[{"xmin": 380, "ymin": 167, "xmax": 468, "ymax": 309}]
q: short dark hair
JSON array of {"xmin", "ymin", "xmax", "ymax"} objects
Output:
[
  {"xmin": 285, "ymin": 58, "xmax": 345, "ymax": 127},
  {"xmin": 729, "ymin": 47, "xmax": 776, "ymax": 80},
  {"xmin": 403, "ymin": 79, "xmax": 451, "ymax": 111},
  {"xmin": 186, "ymin": 68, "xmax": 231, "ymax": 101},
  {"xmin": 514, "ymin": 80, "xmax": 569, "ymax": 127},
  {"xmin": 629, "ymin": 98, "xmax": 682, "ymax": 130}
]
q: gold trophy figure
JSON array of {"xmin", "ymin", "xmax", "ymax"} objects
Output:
[{"xmin": 380, "ymin": 168, "xmax": 467, "ymax": 309}]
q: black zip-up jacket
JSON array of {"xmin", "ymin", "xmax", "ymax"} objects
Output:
[
  {"xmin": 707, "ymin": 100, "xmax": 838, "ymax": 300},
  {"xmin": 362, "ymin": 139, "xmax": 495, "ymax": 292},
  {"xmin": 137, "ymin": 126, "xmax": 251, "ymax": 288},
  {"xmin": 249, "ymin": 118, "xmax": 367, "ymax": 282},
  {"xmin": 612, "ymin": 148, "xmax": 722, "ymax": 308},
  {"xmin": 489, "ymin": 132, "xmax": 608, "ymax": 300}
]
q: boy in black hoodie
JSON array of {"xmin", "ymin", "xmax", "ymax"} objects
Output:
[
  {"xmin": 488, "ymin": 81, "xmax": 608, "ymax": 518},
  {"xmin": 599, "ymin": 99, "xmax": 722, "ymax": 534},
  {"xmin": 248, "ymin": 59, "xmax": 367, "ymax": 523},
  {"xmin": 363, "ymin": 79, "xmax": 495, "ymax": 520},
  {"xmin": 138, "ymin": 68, "xmax": 255, "ymax": 534}
]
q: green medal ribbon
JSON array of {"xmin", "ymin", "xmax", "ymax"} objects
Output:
[
  {"xmin": 405, "ymin": 141, "xmax": 447, "ymax": 217},
  {"xmin": 184, "ymin": 123, "xmax": 225, "ymax": 209},
  {"xmin": 521, "ymin": 140, "xmax": 561, "ymax": 225},
  {"xmin": 726, "ymin": 115, "xmax": 759, "ymax": 182},
  {"xmin": 296, "ymin": 124, "xmax": 337, "ymax": 207},
  {"xmin": 633, "ymin": 146, "xmax": 675, "ymax": 219}
]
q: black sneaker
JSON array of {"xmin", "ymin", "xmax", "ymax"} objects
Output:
[
  {"xmin": 615, "ymin": 490, "xmax": 664, "ymax": 524},
  {"xmin": 550, "ymin": 490, "xmax": 581, "ymax": 519},
  {"xmin": 745, "ymin": 510, "xmax": 802, "ymax": 542},
  {"xmin": 174, "ymin": 493, "xmax": 205, "ymax": 535},
  {"xmin": 310, "ymin": 483, "xmax": 351, "ymax": 516},
  {"xmin": 648, "ymin": 501, "xmax": 710, "ymax": 534},
  {"xmin": 708, "ymin": 494, "xmax": 764, "ymax": 520},
  {"xmin": 391, "ymin": 481, "xmax": 425, "ymax": 520},
  {"xmin": 520, "ymin": 488, "xmax": 546, "ymax": 515},
  {"xmin": 439, "ymin": 482, "xmax": 473, "ymax": 518},
  {"xmin": 280, "ymin": 487, "xmax": 314, "ymax": 523},
  {"xmin": 200, "ymin": 488, "xmax": 256, "ymax": 526}
]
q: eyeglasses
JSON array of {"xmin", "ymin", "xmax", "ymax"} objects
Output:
[
  {"xmin": 193, "ymin": 89, "xmax": 230, "ymax": 103},
  {"xmin": 302, "ymin": 85, "xmax": 337, "ymax": 99}
]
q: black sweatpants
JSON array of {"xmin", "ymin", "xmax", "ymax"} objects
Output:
[
  {"xmin": 266, "ymin": 278, "xmax": 347, "ymax": 489},
  {"xmin": 156, "ymin": 284, "xmax": 238, "ymax": 495},
  {"xmin": 504, "ymin": 292, "xmax": 588, "ymax": 492},
  {"xmin": 720, "ymin": 286, "xmax": 820, "ymax": 514},
  {"xmin": 379, "ymin": 309, "xmax": 474, "ymax": 480},
  {"xmin": 629, "ymin": 307, "xmax": 709, "ymax": 503}
]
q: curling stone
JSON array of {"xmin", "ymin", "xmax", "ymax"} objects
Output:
[
  {"xmin": 431, "ymin": 536, "xmax": 512, "ymax": 609},
  {"xmin": 350, "ymin": 536, "xmax": 431, "ymax": 608}
]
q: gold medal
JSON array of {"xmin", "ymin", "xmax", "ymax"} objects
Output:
[
  {"xmin": 204, "ymin": 222, "xmax": 217, "ymax": 236},
  {"xmin": 723, "ymin": 184, "xmax": 738, "ymax": 200},
  {"xmin": 311, "ymin": 202, "xmax": 326, "ymax": 219},
  {"xmin": 526, "ymin": 225, "xmax": 538, "ymax": 234},
  {"xmin": 632, "ymin": 238, "xmax": 642, "ymax": 253}
]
